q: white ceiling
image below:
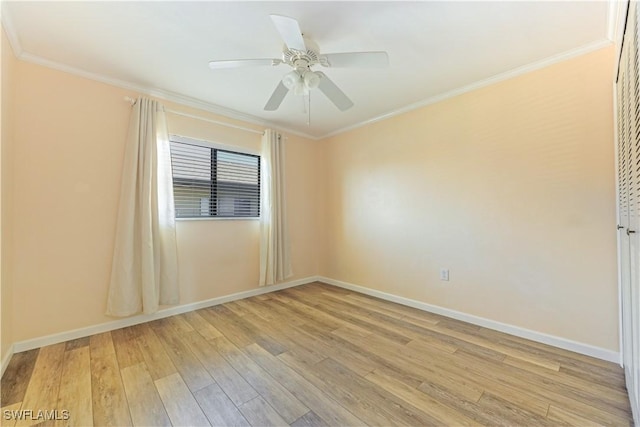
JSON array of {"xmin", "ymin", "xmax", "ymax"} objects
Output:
[{"xmin": 2, "ymin": 1, "xmax": 619, "ymax": 139}]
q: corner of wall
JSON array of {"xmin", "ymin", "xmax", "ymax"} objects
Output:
[{"xmin": 1, "ymin": 22, "xmax": 17, "ymax": 373}]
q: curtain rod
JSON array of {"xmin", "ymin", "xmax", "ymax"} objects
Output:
[{"xmin": 123, "ymin": 96, "xmax": 264, "ymax": 136}]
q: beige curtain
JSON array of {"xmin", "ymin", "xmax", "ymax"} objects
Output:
[
  {"xmin": 106, "ymin": 97, "xmax": 179, "ymax": 316},
  {"xmin": 259, "ymin": 129, "xmax": 292, "ymax": 286}
]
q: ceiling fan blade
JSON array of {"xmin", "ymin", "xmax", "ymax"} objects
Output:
[
  {"xmin": 321, "ymin": 52, "xmax": 389, "ymax": 68},
  {"xmin": 315, "ymin": 72, "xmax": 354, "ymax": 111},
  {"xmin": 209, "ymin": 59, "xmax": 279, "ymax": 70},
  {"xmin": 264, "ymin": 81, "xmax": 290, "ymax": 111},
  {"xmin": 270, "ymin": 14, "xmax": 307, "ymax": 52}
]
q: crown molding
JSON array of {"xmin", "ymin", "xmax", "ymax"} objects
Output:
[
  {"xmin": 2, "ymin": 0, "xmax": 616, "ymax": 143},
  {"xmin": 18, "ymin": 52, "xmax": 319, "ymax": 141},
  {"xmin": 607, "ymin": 0, "xmax": 628, "ymax": 43},
  {"xmin": 1, "ymin": 2, "xmax": 22, "ymax": 57},
  {"xmin": 319, "ymin": 39, "xmax": 613, "ymax": 140},
  {"xmin": 2, "ymin": 0, "xmax": 319, "ymax": 141}
]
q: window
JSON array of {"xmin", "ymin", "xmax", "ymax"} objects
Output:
[{"xmin": 169, "ymin": 137, "xmax": 260, "ymax": 218}]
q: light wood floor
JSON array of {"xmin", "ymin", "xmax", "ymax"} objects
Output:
[{"xmin": 0, "ymin": 282, "xmax": 633, "ymax": 426}]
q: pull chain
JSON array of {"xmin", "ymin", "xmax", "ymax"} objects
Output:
[{"xmin": 307, "ymin": 92, "xmax": 311, "ymax": 126}]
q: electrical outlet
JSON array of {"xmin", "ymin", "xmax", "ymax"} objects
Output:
[{"xmin": 440, "ymin": 269, "xmax": 450, "ymax": 281}]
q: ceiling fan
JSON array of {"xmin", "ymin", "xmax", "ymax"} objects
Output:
[{"xmin": 208, "ymin": 15, "xmax": 389, "ymax": 112}]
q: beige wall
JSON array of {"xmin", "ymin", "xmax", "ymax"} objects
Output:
[
  {"xmin": 9, "ymin": 60, "xmax": 321, "ymax": 342},
  {"xmin": 1, "ymin": 26, "xmax": 16, "ymax": 363},
  {"xmin": 319, "ymin": 46, "xmax": 619, "ymax": 351},
  {"xmin": 2, "ymin": 41, "xmax": 618, "ymax": 353}
]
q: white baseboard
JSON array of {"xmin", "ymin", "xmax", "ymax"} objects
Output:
[
  {"xmin": 9, "ymin": 274, "xmax": 620, "ymax": 365},
  {"xmin": 12, "ymin": 276, "xmax": 319, "ymax": 354},
  {"xmin": 1, "ymin": 343, "xmax": 15, "ymax": 378},
  {"xmin": 319, "ymin": 276, "xmax": 620, "ymax": 364}
]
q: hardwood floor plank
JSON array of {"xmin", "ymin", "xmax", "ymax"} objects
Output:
[
  {"xmin": 432, "ymin": 324, "xmax": 561, "ymax": 370},
  {"xmin": 477, "ymin": 326, "xmax": 624, "ymax": 374},
  {"xmin": 110, "ymin": 328, "xmax": 144, "ymax": 370},
  {"xmin": 476, "ymin": 393, "xmax": 557, "ymax": 426},
  {"xmin": 225, "ymin": 300, "xmax": 253, "ymax": 317},
  {"xmin": 181, "ymin": 311, "xmax": 223, "ymax": 340},
  {"xmin": 547, "ymin": 405, "xmax": 606, "ymax": 427},
  {"xmin": 317, "ymin": 291, "xmax": 446, "ymax": 340},
  {"xmin": 183, "ymin": 331, "xmax": 258, "ymax": 406},
  {"xmin": 89, "ymin": 333, "xmax": 131, "ymax": 427},
  {"xmin": 288, "ymin": 291, "xmax": 413, "ymax": 345},
  {"xmin": 132, "ymin": 323, "xmax": 177, "ymax": 381},
  {"xmin": 120, "ymin": 363, "xmax": 170, "ymax": 427},
  {"xmin": 152, "ymin": 322, "xmax": 214, "ymax": 392},
  {"xmin": 193, "ymin": 383, "xmax": 250, "ymax": 427},
  {"xmin": 290, "ymin": 411, "xmax": 328, "ymax": 427},
  {"xmin": 56, "ymin": 347, "xmax": 92, "ymax": 426},
  {"xmin": 243, "ymin": 343, "xmax": 364, "ymax": 427},
  {"xmin": 199, "ymin": 306, "xmax": 256, "ymax": 348},
  {"xmin": 503, "ymin": 355, "xmax": 630, "ymax": 407},
  {"xmin": 313, "ymin": 290, "xmax": 507, "ymax": 363},
  {"xmin": 364, "ymin": 368, "xmax": 481, "ymax": 426},
  {"xmin": 328, "ymin": 324, "xmax": 485, "ymax": 401},
  {"xmin": 452, "ymin": 352, "xmax": 629, "ymax": 417},
  {"xmin": 416, "ymin": 379, "xmax": 515, "ymax": 426},
  {"xmin": 210, "ymin": 337, "xmax": 309, "ymax": 424},
  {"xmin": 1, "ymin": 349, "xmax": 39, "ymax": 407},
  {"xmin": 560, "ymin": 364, "xmax": 626, "ymax": 392},
  {"xmin": 155, "ymin": 373, "xmax": 210, "ymax": 427},
  {"xmin": 339, "ymin": 289, "xmax": 443, "ymax": 325},
  {"xmin": 405, "ymin": 336, "xmax": 458, "ymax": 354},
  {"xmin": 314, "ymin": 356, "xmax": 443, "ymax": 426},
  {"xmin": 235, "ymin": 298, "xmax": 282, "ymax": 323},
  {"xmin": 292, "ymin": 323, "xmax": 379, "ymax": 377},
  {"xmin": 451, "ymin": 348, "xmax": 631, "ymax": 422},
  {"xmin": 15, "ymin": 343, "xmax": 65, "ymax": 427},
  {"xmin": 237, "ymin": 396, "xmax": 288, "ymax": 427},
  {"xmin": 272, "ymin": 292, "xmax": 364, "ymax": 333},
  {"xmin": 64, "ymin": 337, "xmax": 90, "ymax": 352},
  {"xmin": 163, "ymin": 314, "xmax": 194, "ymax": 335},
  {"xmin": 241, "ymin": 313, "xmax": 325, "ymax": 364},
  {"xmin": 444, "ymin": 349, "xmax": 555, "ymax": 416},
  {"xmin": 0, "ymin": 402, "xmax": 21, "ymax": 427},
  {"xmin": 1, "ymin": 283, "xmax": 631, "ymax": 426},
  {"xmin": 279, "ymin": 351, "xmax": 415, "ymax": 426},
  {"xmin": 209, "ymin": 298, "xmax": 294, "ymax": 355}
]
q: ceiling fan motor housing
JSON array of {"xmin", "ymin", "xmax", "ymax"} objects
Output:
[{"xmin": 282, "ymin": 36, "xmax": 320, "ymax": 68}]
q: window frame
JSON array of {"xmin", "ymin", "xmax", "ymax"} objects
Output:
[{"xmin": 169, "ymin": 134, "xmax": 261, "ymax": 221}]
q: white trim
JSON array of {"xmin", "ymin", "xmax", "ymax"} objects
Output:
[
  {"xmin": 612, "ymin": 0, "xmax": 630, "ymax": 78},
  {"xmin": 608, "ymin": 0, "xmax": 628, "ymax": 43},
  {"xmin": 319, "ymin": 276, "xmax": 621, "ymax": 364},
  {"xmin": 614, "ymin": 80, "xmax": 625, "ymax": 368},
  {"xmin": 1, "ymin": 343, "xmax": 14, "ymax": 378},
  {"xmin": 320, "ymin": 40, "xmax": 613, "ymax": 140},
  {"xmin": 6, "ymin": 275, "xmax": 622, "ymax": 364},
  {"xmin": 0, "ymin": 5, "xmax": 22, "ymax": 58},
  {"xmin": 12, "ymin": 276, "xmax": 319, "ymax": 353},
  {"xmin": 2, "ymin": 1, "xmax": 615, "ymax": 144},
  {"xmin": 14, "ymin": 52, "xmax": 318, "ymax": 142},
  {"xmin": 626, "ymin": 365, "xmax": 640, "ymax": 427}
]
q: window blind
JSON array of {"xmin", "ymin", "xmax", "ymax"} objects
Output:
[{"xmin": 170, "ymin": 139, "xmax": 260, "ymax": 218}]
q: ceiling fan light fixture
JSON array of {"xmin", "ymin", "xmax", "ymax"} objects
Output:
[
  {"xmin": 282, "ymin": 70, "xmax": 301, "ymax": 90},
  {"xmin": 303, "ymin": 71, "xmax": 320, "ymax": 89},
  {"xmin": 293, "ymin": 81, "xmax": 309, "ymax": 96}
]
